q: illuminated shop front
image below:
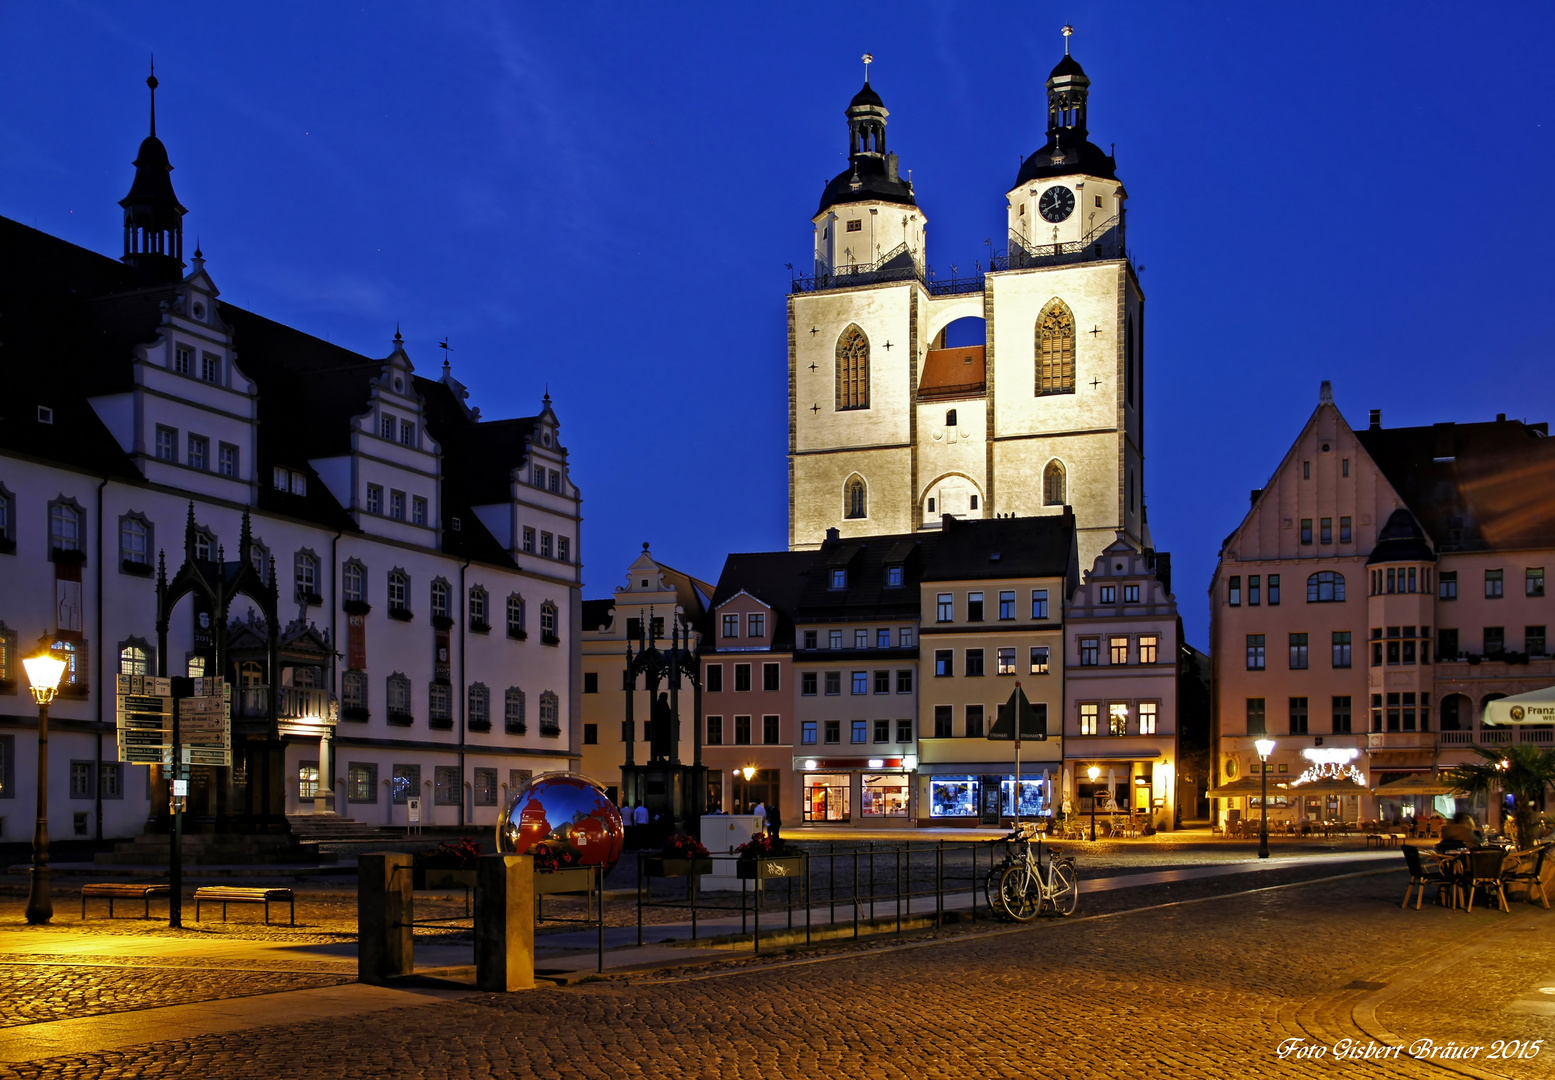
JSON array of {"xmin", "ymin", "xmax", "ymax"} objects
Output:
[
  {"xmin": 926, "ymin": 773, "xmax": 1053, "ymax": 823},
  {"xmin": 795, "ymin": 756, "xmax": 916, "ymax": 827}
]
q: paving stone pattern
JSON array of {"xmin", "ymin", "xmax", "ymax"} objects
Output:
[
  {"xmin": 3, "ymin": 869, "xmax": 1550, "ymax": 1079},
  {"xmin": 0, "ymin": 962, "xmax": 352, "ymax": 1028}
]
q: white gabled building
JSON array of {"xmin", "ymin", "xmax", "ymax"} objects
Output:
[{"xmin": 0, "ymin": 76, "xmax": 582, "ymax": 844}]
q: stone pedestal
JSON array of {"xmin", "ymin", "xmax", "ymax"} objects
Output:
[
  {"xmin": 358, "ymin": 852, "xmax": 413, "ymax": 984},
  {"xmin": 476, "ymin": 854, "xmax": 535, "ymax": 992}
]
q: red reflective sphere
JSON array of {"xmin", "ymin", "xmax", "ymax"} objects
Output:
[{"xmin": 495, "ymin": 772, "xmax": 624, "ymax": 873}]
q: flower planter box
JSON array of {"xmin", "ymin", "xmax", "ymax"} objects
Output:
[
  {"xmin": 534, "ymin": 866, "xmax": 595, "ymax": 894},
  {"xmin": 736, "ymin": 855, "xmax": 803, "ymax": 880},
  {"xmin": 646, "ymin": 857, "xmax": 713, "ymax": 878},
  {"xmin": 415, "ymin": 867, "xmax": 476, "ymax": 890}
]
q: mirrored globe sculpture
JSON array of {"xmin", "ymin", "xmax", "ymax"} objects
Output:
[{"xmin": 496, "ymin": 772, "xmax": 625, "ymax": 873}]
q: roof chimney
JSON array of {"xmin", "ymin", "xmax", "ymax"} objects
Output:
[
  {"xmin": 1432, "ymin": 422, "xmax": 1455, "ymax": 462},
  {"xmin": 1496, "ymin": 413, "xmax": 1506, "ymax": 422},
  {"xmin": 824, "ymin": 526, "xmax": 840, "ymax": 543},
  {"xmin": 1368, "ymin": 409, "xmax": 1382, "ymax": 430},
  {"xmin": 1249, "ymin": 488, "xmax": 1262, "ymax": 508}
]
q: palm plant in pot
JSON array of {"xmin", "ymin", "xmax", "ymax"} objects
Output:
[{"xmin": 1446, "ymin": 745, "xmax": 1555, "ymax": 850}]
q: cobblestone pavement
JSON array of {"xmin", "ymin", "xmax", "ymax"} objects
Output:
[
  {"xmin": 0, "ymin": 961, "xmax": 352, "ymax": 1028},
  {"xmin": 2, "ymin": 867, "xmax": 1550, "ymax": 1079}
]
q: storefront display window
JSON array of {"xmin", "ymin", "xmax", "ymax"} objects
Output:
[
  {"xmin": 803, "ymin": 773, "xmax": 851, "ymax": 821},
  {"xmin": 862, "ymin": 774, "xmax": 909, "ymax": 817},
  {"xmin": 929, "ymin": 776, "xmax": 978, "ymax": 817},
  {"xmin": 999, "ymin": 777, "xmax": 1046, "ymax": 817}
]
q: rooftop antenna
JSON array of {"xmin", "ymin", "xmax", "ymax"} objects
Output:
[
  {"xmin": 1062, "ymin": 24, "xmax": 1074, "ymax": 54},
  {"xmin": 147, "ymin": 56, "xmax": 158, "ymax": 136},
  {"xmin": 861, "ymin": 52, "xmax": 873, "ymax": 82}
]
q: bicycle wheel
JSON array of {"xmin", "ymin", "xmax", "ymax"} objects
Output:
[
  {"xmin": 984, "ymin": 862, "xmax": 1012, "ymax": 921},
  {"xmin": 1048, "ymin": 860, "xmax": 1079, "ymax": 917},
  {"xmin": 997, "ymin": 863, "xmax": 1041, "ymax": 922}
]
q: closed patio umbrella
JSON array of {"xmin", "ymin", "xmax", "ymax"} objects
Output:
[
  {"xmin": 1482, "ymin": 685, "xmax": 1555, "ymax": 726},
  {"xmin": 1205, "ymin": 777, "xmax": 1267, "ymax": 797},
  {"xmin": 1281, "ymin": 778, "xmax": 1370, "ymax": 796}
]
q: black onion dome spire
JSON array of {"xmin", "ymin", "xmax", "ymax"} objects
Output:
[
  {"xmin": 816, "ymin": 74, "xmax": 916, "ymax": 217},
  {"xmin": 1014, "ymin": 50, "xmax": 1118, "ymax": 187},
  {"xmin": 120, "ymin": 63, "xmax": 187, "ymax": 284}
]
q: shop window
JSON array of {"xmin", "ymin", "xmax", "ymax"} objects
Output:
[
  {"xmin": 929, "ymin": 776, "xmax": 978, "ymax": 817},
  {"xmin": 862, "ymin": 774, "xmax": 909, "ymax": 817},
  {"xmin": 803, "ymin": 774, "xmax": 852, "ymax": 821}
]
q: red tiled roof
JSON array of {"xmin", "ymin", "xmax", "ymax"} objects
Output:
[{"xmin": 918, "ymin": 346, "xmax": 986, "ymax": 400}]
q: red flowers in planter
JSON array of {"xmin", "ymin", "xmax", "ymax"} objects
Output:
[
  {"xmin": 414, "ymin": 837, "xmax": 482, "ymax": 871},
  {"xmin": 735, "ymin": 832, "xmax": 795, "ymax": 858},
  {"xmin": 661, "ymin": 833, "xmax": 710, "ymax": 859},
  {"xmin": 529, "ymin": 842, "xmax": 581, "ymax": 873}
]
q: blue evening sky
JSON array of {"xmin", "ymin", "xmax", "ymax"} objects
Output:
[{"xmin": 3, "ymin": 2, "xmax": 1552, "ymax": 646}]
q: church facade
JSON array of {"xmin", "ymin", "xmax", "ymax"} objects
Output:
[{"xmin": 788, "ymin": 48, "xmax": 1145, "ymax": 575}]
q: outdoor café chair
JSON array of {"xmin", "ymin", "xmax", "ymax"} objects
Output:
[
  {"xmin": 1502, "ymin": 845, "xmax": 1552, "ymax": 909},
  {"xmin": 1461, "ymin": 848, "xmax": 1511, "ymax": 913},
  {"xmin": 1400, "ymin": 844, "xmax": 1452, "ymax": 909}
]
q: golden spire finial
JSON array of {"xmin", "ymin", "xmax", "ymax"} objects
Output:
[
  {"xmin": 862, "ymin": 52, "xmax": 874, "ymax": 82},
  {"xmin": 1062, "ymin": 25, "xmax": 1074, "ymax": 55}
]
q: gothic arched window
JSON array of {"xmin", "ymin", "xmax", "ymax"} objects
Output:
[
  {"xmin": 844, "ymin": 476, "xmax": 867, "ymax": 519},
  {"xmin": 1043, "ymin": 460, "xmax": 1066, "ymax": 506},
  {"xmin": 1036, "ymin": 300, "xmax": 1076, "ymax": 396},
  {"xmin": 835, "ymin": 325, "xmax": 870, "ymax": 411}
]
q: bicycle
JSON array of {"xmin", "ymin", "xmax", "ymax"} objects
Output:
[{"xmin": 989, "ymin": 821, "xmax": 1079, "ymax": 920}]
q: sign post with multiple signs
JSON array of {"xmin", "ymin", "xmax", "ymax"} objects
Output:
[{"xmin": 117, "ymin": 676, "xmax": 233, "ymax": 927}]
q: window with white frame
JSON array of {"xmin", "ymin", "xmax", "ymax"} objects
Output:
[
  {"xmin": 541, "ymin": 532, "xmax": 553, "ymax": 558},
  {"xmin": 0, "ymin": 484, "xmax": 14, "ymax": 547},
  {"xmin": 558, "ymin": 537, "xmax": 570, "ymax": 563},
  {"xmin": 118, "ymin": 639, "xmax": 151, "ymax": 675},
  {"xmin": 343, "ymin": 560, "xmax": 366, "ymax": 603},
  {"xmin": 194, "ymin": 528, "xmax": 214, "ymax": 561},
  {"xmin": 474, "ymin": 768, "xmax": 498, "ymax": 806},
  {"xmin": 119, "ymin": 514, "xmax": 151, "ymax": 568},
  {"xmin": 174, "ymin": 343, "xmax": 192, "ymax": 375},
  {"xmin": 539, "ymin": 690, "xmax": 560, "ymax": 735},
  {"xmin": 1138, "ymin": 701, "xmax": 1158, "ymax": 734},
  {"xmin": 380, "ymin": 413, "xmax": 395, "ymax": 440},
  {"xmin": 428, "ymin": 683, "xmax": 451, "ymax": 724},
  {"xmin": 507, "ymin": 594, "xmax": 525, "ymax": 637},
  {"xmin": 548, "ymin": 469, "xmax": 560, "ymax": 493},
  {"xmin": 412, "ymin": 496, "xmax": 427, "ymax": 526},
  {"xmin": 200, "ymin": 352, "xmax": 219, "ymax": 383},
  {"xmin": 1079, "ymin": 703, "xmax": 1098, "ymax": 735},
  {"xmin": 468, "ymin": 683, "xmax": 490, "ymax": 728},
  {"xmin": 295, "ymin": 551, "xmax": 319, "ymax": 603},
  {"xmin": 388, "ymin": 569, "xmax": 408, "ymax": 612},
  {"xmin": 469, "ymin": 586, "xmax": 488, "ymax": 628},
  {"xmin": 366, "ymin": 484, "xmax": 382, "ymax": 515},
  {"xmin": 390, "ymin": 490, "xmax": 405, "ymax": 520},
  {"xmin": 540, "ymin": 602, "xmax": 557, "ymax": 641},
  {"xmin": 1031, "ymin": 589, "xmax": 1049, "ymax": 620},
  {"xmin": 505, "ymin": 687, "xmax": 526, "ymax": 733},
  {"xmin": 342, "ymin": 670, "xmax": 367, "ymax": 716},
  {"xmin": 400, "ymin": 420, "xmax": 415, "ymax": 446},
  {"xmin": 50, "ymin": 499, "xmax": 83, "ymax": 554},
  {"xmin": 218, "ymin": 443, "xmax": 238, "ymax": 477},
  {"xmin": 386, "ymin": 673, "xmax": 412, "ymax": 720},
  {"xmin": 1029, "ymin": 646, "xmax": 1050, "ymax": 674},
  {"xmin": 187, "ymin": 434, "xmax": 209, "ymax": 471},
  {"xmin": 431, "ymin": 579, "xmax": 449, "ymax": 618},
  {"xmin": 522, "ymin": 527, "xmax": 535, "ymax": 553}
]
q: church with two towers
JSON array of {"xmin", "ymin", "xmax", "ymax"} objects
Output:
[{"xmin": 787, "ymin": 43, "xmax": 1146, "ymax": 575}]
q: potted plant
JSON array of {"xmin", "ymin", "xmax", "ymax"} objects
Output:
[
  {"xmin": 530, "ymin": 842, "xmax": 594, "ymax": 894},
  {"xmin": 647, "ymin": 833, "xmax": 712, "ymax": 877},
  {"xmin": 1447, "ymin": 745, "xmax": 1555, "ymax": 850},
  {"xmin": 735, "ymin": 832, "xmax": 803, "ymax": 879},
  {"xmin": 412, "ymin": 837, "xmax": 481, "ymax": 889}
]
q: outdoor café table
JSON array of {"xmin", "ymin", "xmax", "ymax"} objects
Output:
[{"xmin": 1419, "ymin": 849, "xmax": 1463, "ymax": 908}]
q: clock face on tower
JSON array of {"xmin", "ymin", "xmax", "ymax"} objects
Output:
[{"xmin": 1038, "ymin": 185, "xmax": 1075, "ymax": 223}]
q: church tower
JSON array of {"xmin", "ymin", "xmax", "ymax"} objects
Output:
[
  {"xmin": 120, "ymin": 67, "xmax": 187, "ymax": 285},
  {"xmin": 788, "ymin": 34, "xmax": 1145, "ymax": 572}
]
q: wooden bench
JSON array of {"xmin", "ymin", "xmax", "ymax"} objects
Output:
[
  {"xmin": 81, "ymin": 883, "xmax": 171, "ymax": 920},
  {"xmin": 193, "ymin": 886, "xmax": 295, "ymax": 925}
]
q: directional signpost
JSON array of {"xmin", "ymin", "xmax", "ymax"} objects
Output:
[
  {"xmin": 116, "ymin": 675, "xmax": 173, "ymax": 765},
  {"xmin": 148, "ymin": 675, "xmax": 231, "ymax": 928},
  {"xmin": 987, "ymin": 682, "xmax": 1048, "ymax": 828}
]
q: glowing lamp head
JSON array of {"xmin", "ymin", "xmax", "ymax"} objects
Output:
[
  {"xmin": 1086, "ymin": 765, "xmax": 1100, "ymax": 782},
  {"xmin": 741, "ymin": 765, "xmax": 756, "ymax": 782},
  {"xmin": 23, "ymin": 649, "xmax": 68, "ymax": 705},
  {"xmin": 1254, "ymin": 738, "xmax": 1276, "ymax": 760}
]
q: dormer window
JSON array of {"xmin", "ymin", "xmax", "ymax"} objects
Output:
[
  {"xmin": 830, "ymin": 569, "xmax": 847, "ymax": 589},
  {"xmin": 885, "ymin": 565, "xmax": 904, "ymax": 588},
  {"xmin": 1100, "ymin": 585, "xmax": 1116, "ymax": 604},
  {"xmin": 272, "ymin": 467, "xmax": 306, "ymax": 496}
]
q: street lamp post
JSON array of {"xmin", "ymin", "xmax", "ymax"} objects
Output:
[
  {"xmin": 1086, "ymin": 765, "xmax": 1101, "ymax": 842},
  {"xmin": 1255, "ymin": 738, "xmax": 1276, "ymax": 860},
  {"xmin": 22, "ymin": 643, "xmax": 69, "ymax": 925}
]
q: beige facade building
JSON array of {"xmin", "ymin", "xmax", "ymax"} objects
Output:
[
  {"xmin": 788, "ymin": 52, "xmax": 1145, "ymax": 575},
  {"xmin": 1210, "ymin": 383, "xmax": 1555, "ymax": 829},
  {"xmin": 916, "ymin": 515, "xmax": 1076, "ymax": 825},
  {"xmin": 1065, "ymin": 534, "xmax": 1181, "ymax": 829}
]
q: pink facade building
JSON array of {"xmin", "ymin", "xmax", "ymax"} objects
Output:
[{"xmin": 1210, "ymin": 383, "xmax": 1555, "ymax": 828}]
